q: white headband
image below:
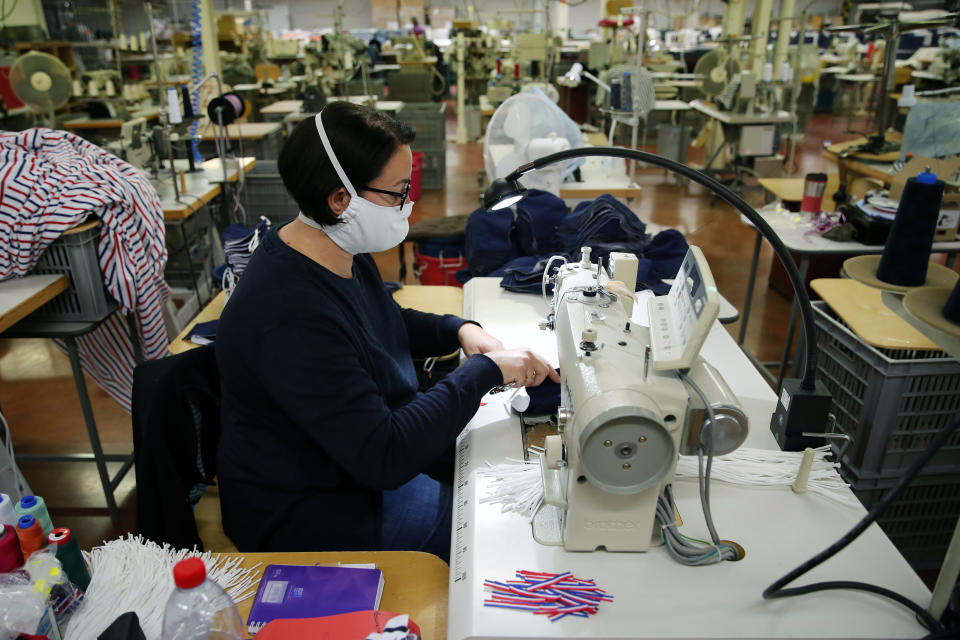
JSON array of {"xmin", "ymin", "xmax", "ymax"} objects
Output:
[{"xmin": 314, "ymin": 110, "xmax": 358, "ymax": 198}]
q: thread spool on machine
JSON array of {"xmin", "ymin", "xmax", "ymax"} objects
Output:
[
  {"xmin": 206, "ymin": 92, "xmax": 247, "ymax": 126},
  {"xmin": 844, "ymin": 167, "xmax": 960, "ymax": 340}
]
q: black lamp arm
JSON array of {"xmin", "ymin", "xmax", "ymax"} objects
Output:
[{"xmin": 505, "ymin": 146, "xmax": 818, "ymax": 391}]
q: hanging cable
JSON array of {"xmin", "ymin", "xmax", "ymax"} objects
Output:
[{"xmin": 763, "ymin": 414, "xmax": 960, "ymax": 634}]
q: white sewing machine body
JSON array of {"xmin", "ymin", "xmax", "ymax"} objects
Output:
[
  {"xmin": 539, "ymin": 247, "xmax": 748, "ymax": 552},
  {"xmin": 447, "ymin": 275, "xmax": 932, "ymax": 640}
]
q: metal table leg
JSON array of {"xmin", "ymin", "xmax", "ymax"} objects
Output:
[
  {"xmin": 64, "ymin": 335, "xmax": 120, "ymax": 522},
  {"xmin": 180, "ymin": 222, "xmax": 203, "ymax": 311},
  {"xmin": 738, "ymin": 230, "xmax": 763, "ymax": 345},
  {"xmin": 776, "ymin": 255, "xmax": 810, "ymax": 392}
]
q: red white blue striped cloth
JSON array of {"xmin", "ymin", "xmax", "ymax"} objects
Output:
[{"xmin": 0, "ymin": 128, "xmax": 169, "ymax": 411}]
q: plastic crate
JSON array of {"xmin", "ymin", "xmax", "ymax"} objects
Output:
[
  {"xmin": 388, "ymin": 72, "xmax": 434, "ymax": 103},
  {"xmin": 844, "ymin": 467, "xmax": 960, "ymax": 570},
  {"xmin": 418, "ymin": 148, "xmax": 446, "ymax": 190},
  {"xmin": 243, "ymin": 160, "xmax": 298, "ymax": 226},
  {"xmin": 656, "ymin": 124, "xmax": 690, "ymax": 163},
  {"xmin": 813, "ymin": 301, "xmax": 960, "ymax": 478},
  {"xmin": 29, "ymin": 224, "xmax": 114, "ymax": 322},
  {"xmin": 397, "ymin": 102, "xmax": 446, "ymax": 151},
  {"xmin": 345, "ymin": 78, "xmax": 385, "ymax": 97}
]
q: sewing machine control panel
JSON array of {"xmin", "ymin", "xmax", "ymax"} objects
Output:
[{"xmin": 649, "ymin": 246, "xmax": 719, "ymax": 371}]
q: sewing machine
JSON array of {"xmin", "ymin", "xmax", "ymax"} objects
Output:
[{"xmin": 535, "ymin": 246, "xmax": 748, "ymax": 552}]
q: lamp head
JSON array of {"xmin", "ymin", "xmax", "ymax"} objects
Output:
[
  {"xmin": 559, "ymin": 62, "xmax": 584, "ymax": 88},
  {"xmin": 483, "ymin": 177, "xmax": 527, "ymax": 211}
]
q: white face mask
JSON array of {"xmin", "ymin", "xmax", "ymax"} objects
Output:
[{"xmin": 302, "ymin": 111, "xmax": 414, "ymax": 255}]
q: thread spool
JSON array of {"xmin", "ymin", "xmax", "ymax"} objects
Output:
[
  {"xmin": 942, "ymin": 280, "xmax": 960, "ymax": 325},
  {"xmin": 779, "ymin": 62, "xmax": 792, "ymax": 83},
  {"xmin": 105, "ymin": 79, "xmax": 116, "ymax": 97},
  {"xmin": 801, "ymin": 173, "xmax": 827, "ymax": 216},
  {"xmin": 16, "ymin": 514, "xmax": 45, "ymax": 558},
  {"xmin": 72, "ymin": 79, "xmax": 83, "ymax": 97},
  {"xmin": 762, "ymin": 61, "xmax": 773, "ymax": 83},
  {"xmin": 0, "ymin": 524, "xmax": 24, "ymax": 572},
  {"xmin": 206, "ymin": 92, "xmax": 246, "ymax": 125},
  {"xmin": 119, "ymin": 34, "xmax": 128, "ymax": 50},
  {"xmin": 0, "ymin": 492, "xmax": 17, "ymax": 526},
  {"xmin": 514, "ymin": 63, "xmax": 520, "ymax": 79},
  {"xmin": 876, "ymin": 170, "xmax": 945, "ymax": 287},
  {"xmin": 15, "ymin": 494, "xmax": 54, "ymax": 536},
  {"xmin": 167, "ymin": 87, "xmax": 183, "ymax": 124},
  {"xmin": 898, "ymin": 84, "xmax": 917, "ymax": 108},
  {"xmin": 496, "ymin": 58, "xmax": 502, "ymax": 75},
  {"xmin": 88, "ymin": 79, "xmax": 99, "ymax": 97},
  {"xmin": 14, "ymin": 496, "xmax": 53, "ymax": 536},
  {"xmin": 181, "ymin": 85, "xmax": 194, "ymax": 119},
  {"xmin": 48, "ymin": 528, "xmax": 91, "ymax": 591}
]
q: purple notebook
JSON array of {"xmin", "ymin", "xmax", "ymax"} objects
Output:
[{"xmin": 247, "ymin": 564, "xmax": 385, "ymax": 634}]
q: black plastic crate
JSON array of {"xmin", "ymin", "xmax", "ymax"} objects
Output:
[
  {"xmin": 243, "ymin": 160, "xmax": 298, "ymax": 226},
  {"xmin": 29, "ymin": 223, "xmax": 114, "ymax": 322},
  {"xmin": 844, "ymin": 466, "xmax": 960, "ymax": 571},
  {"xmin": 397, "ymin": 102, "xmax": 446, "ymax": 152},
  {"xmin": 419, "ymin": 148, "xmax": 446, "ymax": 190},
  {"xmin": 813, "ymin": 301, "xmax": 960, "ymax": 478}
]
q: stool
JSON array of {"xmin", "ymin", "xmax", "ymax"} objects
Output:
[
  {"xmin": 399, "ymin": 214, "xmax": 470, "ymax": 282},
  {"xmin": 3, "ymin": 302, "xmax": 140, "ymax": 522}
]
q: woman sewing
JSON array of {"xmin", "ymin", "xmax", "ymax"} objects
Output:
[{"xmin": 215, "ymin": 101, "xmax": 559, "ymax": 559}]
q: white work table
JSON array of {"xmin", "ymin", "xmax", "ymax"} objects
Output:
[
  {"xmin": 151, "ymin": 157, "xmax": 257, "ymax": 220},
  {"xmin": 326, "ymin": 96, "xmax": 405, "ymax": 113},
  {"xmin": 0, "ymin": 274, "xmax": 68, "ymax": 334},
  {"xmin": 690, "ymin": 99, "xmax": 795, "ymax": 125},
  {"xmin": 449, "ymin": 277, "xmax": 931, "ymax": 640},
  {"xmin": 260, "ymin": 99, "xmax": 303, "ymax": 116}
]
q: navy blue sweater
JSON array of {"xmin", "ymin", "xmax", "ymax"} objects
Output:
[{"xmin": 215, "ymin": 228, "xmax": 502, "ymax": 551}]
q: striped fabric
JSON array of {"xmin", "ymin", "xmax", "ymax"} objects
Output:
[{"xmin": 0, "ymin": 128, "xmax": 169, "ymax": 411}]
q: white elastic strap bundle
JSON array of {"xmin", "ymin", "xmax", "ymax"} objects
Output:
[
  {"xmin": 314, "ymin": 111, "xmax": 359, "ymax": 198},
  {"xmin": 65, "ymin": 534, "xmax": 261, "ymax": 640},
  {"xmin": 478, "ymin": 446, "xmax": 546, "ymax": 521},
  {"xmin": 221, "ymin": 267, "xmax": 239, "ymax": 299},
  {"xmin": 674, "ymin": 446, "xmax": 860, "ymax": 508}
]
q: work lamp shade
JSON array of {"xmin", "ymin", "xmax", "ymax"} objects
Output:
[{"xmin": 484, "ymin": 178, "xmax": 527, "ymax": 211}]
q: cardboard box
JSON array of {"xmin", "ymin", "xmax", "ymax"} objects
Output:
[{"xmin": 889, "ymin": 155, "xmax": 960, "ymax": 242}]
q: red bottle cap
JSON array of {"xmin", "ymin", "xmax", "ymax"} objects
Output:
[{"xmin": 173, "ymin": 557, "xmax": 207, "ymax": 589}]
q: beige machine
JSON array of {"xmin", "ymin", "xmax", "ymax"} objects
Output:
[{"xmin": 538, "ymin": 247, "xmax": 748, "ymax": 552}]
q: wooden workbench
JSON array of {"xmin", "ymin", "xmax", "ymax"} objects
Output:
[{"xmin": 154, "ymin": 157, "xmax": 257, "ymax": 220}]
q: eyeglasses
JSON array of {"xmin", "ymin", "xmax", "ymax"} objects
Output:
[{"xmin": 362, "ymin": 181, "xmax": 411, "ymax": 208}]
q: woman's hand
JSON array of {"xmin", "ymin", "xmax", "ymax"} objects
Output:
[
  {"xmin": 483, "ymin": 348, "xmax": 561, "ymax": 388},
  {"xmin": 458, "ymin": 323, "xmax": 504, "ymax": 356}
]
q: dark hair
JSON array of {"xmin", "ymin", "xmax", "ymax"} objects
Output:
[{"xmin": 278, "ymin": 101, "xmax": 415, "ymax": 225}]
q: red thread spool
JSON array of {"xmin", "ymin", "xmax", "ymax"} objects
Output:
[
  {"xmin": 0, "ymin": 523, "xmax": 24, "ymax": 572},
  {"xmin": 16, "ymin": 514, "xmax": 45, "ymax": 558},
  {"xmin": 514, "ymin": 63, "xmax": 520, "ymax": 79},
  {"xmin": 496, "ymin": 58, "xmax": 502, "ymax": 74}
]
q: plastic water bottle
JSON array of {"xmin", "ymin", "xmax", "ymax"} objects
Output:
[{"xmin": 161, "ymin": 557, "xmax": 244, "ymax": 640}]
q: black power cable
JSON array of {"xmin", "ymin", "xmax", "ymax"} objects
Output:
[{"xmin": 763, "ymin": 414, "xmax": 960, "ymax": 634}]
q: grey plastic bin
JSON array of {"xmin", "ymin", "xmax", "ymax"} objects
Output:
[
  {"xmin": 29, "ymin": 224, "xmax": 114, "ymax": 322},
  {"xmin": 244, "ymin": 160, "xmax": 298, "ymax": 225},
  {"xmin": 812, "ymin": 301, "xmax": 960, "ymax": 479}
]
